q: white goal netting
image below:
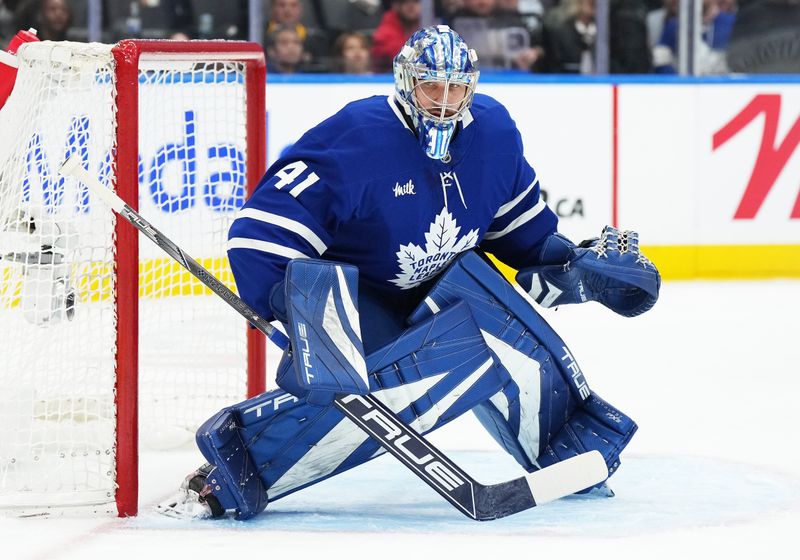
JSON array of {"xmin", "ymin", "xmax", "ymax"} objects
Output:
[{"xmin": 0, "ymin": 41, "xmax": 256, "ymax": 513}]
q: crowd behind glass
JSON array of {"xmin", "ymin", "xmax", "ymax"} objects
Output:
[{"xmin": 0, "ymin": 0, "xmax": 798, "ymax": 75}]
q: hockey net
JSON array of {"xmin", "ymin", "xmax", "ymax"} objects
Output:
[{"xmin": 0, "ymin": 40, "xmax": 266, "ymax": 516}]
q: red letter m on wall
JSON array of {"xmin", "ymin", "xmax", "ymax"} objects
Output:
[{"xmin": 713, "ymin": 94, "xmax": 800, "ymax": 219}]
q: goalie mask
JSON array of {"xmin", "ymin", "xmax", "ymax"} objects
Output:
[{"xmin": 393, "ymin": 25, "xmax": 479, "ymax": 160}]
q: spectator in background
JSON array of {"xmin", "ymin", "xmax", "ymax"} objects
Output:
[
  {"xmin": 1, "ymin": 1, "xmax": 13, "ymax": 46},
  {"xmin": 267, "ymin": 0, "xmax": 328, "ymax": 71},
  {"xmin": 494, "ymin": 0, "xmax": 546, "ymax": 70},
  {"xmin": 452, "ymin": 0, "xmax": 544, "ymax": 71},
  {"xmin": 334, "ymin": 32, "xmax": 372, "ymax": 74},
  {"xmin": 371, "ymin": 0, "xmax": 421, "ymax": 72},
  {"xmin": 646, "ymin": 0, "xmax": 677, "ymax": 49},
  {"xmin": 542, "ymin": 0, "xmax": 596, "ymax": 73},
  {"xmin": 451, "ymin": 0, "xmax": 498, "ymax": 66},
  {"xmin": 10, "ymin": 0, "xmax": 36, "ymax": 32},
  {"xmin": 164, "ymin": 0, "xmax": 195, "ymax": 38},
  {"xmin": 609, "ymin": 0, "xmax": 651, "ymax": 73},
  {"xmin": 437, "ymin": 0, "xmax": 465, "ymax": 23},
  {"xmin": 35, "ymin": 0, "xmax": 71, "ymax": 41},
  {"xmin": 10, "ymin": 0, "xmax": 67, "ymax": 40},
  {"xmin": 501, "ymin": 0, "xmax": 548, "ymax": 31},
  {"xmin": 452, "ymin": 0, "xmax": 545, "ymax": 70},
  {"xmin": 727, "ymin": 0, "xmax": 799, "ymax": 73},
  {"xmin": 355, "ymin": 0, "xmax": 384, "ymax": 13},
  {"xmin": 267, "ymin": 0, "xmax": 306, "ymax": 38},
  {"xmin": 452, "ymin": 0, "xmax": 496, "ymax": 19},
  {"xmin": 517, "ymin": 0, "xmax": 553, "ymax": 13},
  {"xmin": 654, "ymin": 0, "xmax": 735, "ymax": 74},
  {"xmin": 498, "ymin": 0, "xmax": 534, "ymax": 13},
  {"xmin": 266, "ymin": 25, "xmax": 307, "ymax": 74}
]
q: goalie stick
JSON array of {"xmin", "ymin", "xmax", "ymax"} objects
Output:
[{"xmin": 60, "ymin": 155, "xmax": 608, "ymax": 521}]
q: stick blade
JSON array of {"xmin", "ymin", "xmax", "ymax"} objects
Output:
[
  {"xmin": 525, "ymin": 450, "xmax": 609, "ymax": 505},
  {"xmin": 59, "ymin": 154, "xmax": 82, "ymax": 176},
  {"xmin": 59, "ymin": 154, "xmax": 125, "ymax": 213}
]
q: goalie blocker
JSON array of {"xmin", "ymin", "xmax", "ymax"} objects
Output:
[{"xmin": 190, "ymin": 252, "xmax": 636, "ymax": 519}]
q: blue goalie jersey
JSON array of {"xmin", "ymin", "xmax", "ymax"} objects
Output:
[{"xmin": 228, "ymin": 93, "xmax": 559, "ymax": 321}]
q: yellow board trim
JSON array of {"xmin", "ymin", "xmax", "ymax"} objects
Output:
[
  {"xmin": 1, "ymin": 257, "xmax": 236, "ymax": 308},
  {"xmin": 488, "ymin": 245, "xmax": 800, "ymax": 283},
  {"xmin": 138, "ymin": 257, "xmax": 237, "ymax": 297},
  {"xmin": 5, "ymin": 246, "xmax": 800, "ymax": 310}
]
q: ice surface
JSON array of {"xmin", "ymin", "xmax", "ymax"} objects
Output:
[{"xmin": 2, "ymin": 280, "xmax": 799, "ymax": 560}]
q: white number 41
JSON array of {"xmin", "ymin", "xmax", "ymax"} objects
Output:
[{"xmin": 274, "ymin": 161, "xmax": 319, "ymax": 198}]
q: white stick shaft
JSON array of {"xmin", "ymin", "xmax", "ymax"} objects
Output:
[{"xmin": 58, "ymin": 154, "xmax": 289, "ymax": 349}]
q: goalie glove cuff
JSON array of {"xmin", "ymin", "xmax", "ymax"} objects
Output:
[{"xmin": 534, "ymin": 231, "xmax": 577, "ymax": 265}]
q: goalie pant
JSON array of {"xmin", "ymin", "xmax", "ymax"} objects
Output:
[{"xmin": 195, "ymin": 251, "xmax": 637, "ymax": 519}]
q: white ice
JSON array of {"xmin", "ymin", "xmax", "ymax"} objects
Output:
[{"xmin": 2, "ymin": 280, "xmax": 799, "ymax": 560}]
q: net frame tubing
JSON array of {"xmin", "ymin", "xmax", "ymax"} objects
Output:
[{"xmin": 111, "ymin": 39, "xmax": 266, "ymax": 517}]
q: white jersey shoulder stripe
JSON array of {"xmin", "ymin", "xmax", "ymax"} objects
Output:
[
  {"xmin": 483, "ymin": 198, "xmax": 547, "ymax": 241},
  {"xmin": 227, "ymin": 237, "xmax": 311, "ymax": 260},
  {"xmin": 234, "ymin": 208, "xmax": 328, "ymax": 255},
  {"xmin": 494, "ymin": 179, "xmax": 539, "ymax": 219},
  {"xmin": 386, "ymin": 95, "xmax": 413, "ymax": 131},
  {"xmin": 461, "ymin": 108, "xmax": 474, "ymax": 129}
]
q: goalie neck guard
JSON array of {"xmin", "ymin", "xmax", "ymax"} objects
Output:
[{"xmin": 393, "ymin": 25, "xmax": 479, "ymax": 160}]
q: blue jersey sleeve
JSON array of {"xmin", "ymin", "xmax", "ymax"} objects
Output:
[
  {"xmin": 227, "ymin": 130, "xmax": 359, "ymax": 320},
  {"xmin": 478, "ymin": 121, "xmax": 558, "ymax": 270}
]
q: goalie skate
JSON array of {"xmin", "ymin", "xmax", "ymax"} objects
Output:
[{"xmin": 156, "ymin": 464, "xmax": 225, "ymax": 520}]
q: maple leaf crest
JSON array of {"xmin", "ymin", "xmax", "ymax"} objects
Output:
[{"xmin": 391, "ymin": 208, "xmax": 479, "ymax": 289}]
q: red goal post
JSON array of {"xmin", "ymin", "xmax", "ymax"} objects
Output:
[
  {"xmin": 0, "ymin": 39, "xmax": 267, "ymax": 517},
  {"xmin": 112, "ymin": 40, "xmax": 267, "ymax": 517}
]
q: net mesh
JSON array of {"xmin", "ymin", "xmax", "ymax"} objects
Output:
[
  {"xmin": 0, "ymin": 42, "xmax": 252, "ymax": 512},
  {"xmin": 136, "ymin": 59, "xmax": 249, "ymax": 449}
]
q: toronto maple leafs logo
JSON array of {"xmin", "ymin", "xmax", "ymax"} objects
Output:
[{"xmin": 391, "ymin": 208, "xmax": 479, "ymax": 289}]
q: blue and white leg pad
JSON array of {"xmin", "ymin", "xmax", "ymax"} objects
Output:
[
  {"xmin": 196, "ymin": 300, "xmax": 506, "ymax": 518},
  {"xmin": 195, "ymin": 407, "xmax": 269, "ymax": 520},
  {"xmin": 535, "ymin": 392, "xmax": 636, "ymax": 478},
  {"xmin": 408, "ymin": 251, "xmax": 637, "ymax": 477},
  {"xmin": 279, "ymin": 259, "xmax": 369, "ymax": 405}
]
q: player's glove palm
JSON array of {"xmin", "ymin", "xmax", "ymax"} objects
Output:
[{"xmin": 517, "ymin": 226, "xmax": 660, "ymax": 317}]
